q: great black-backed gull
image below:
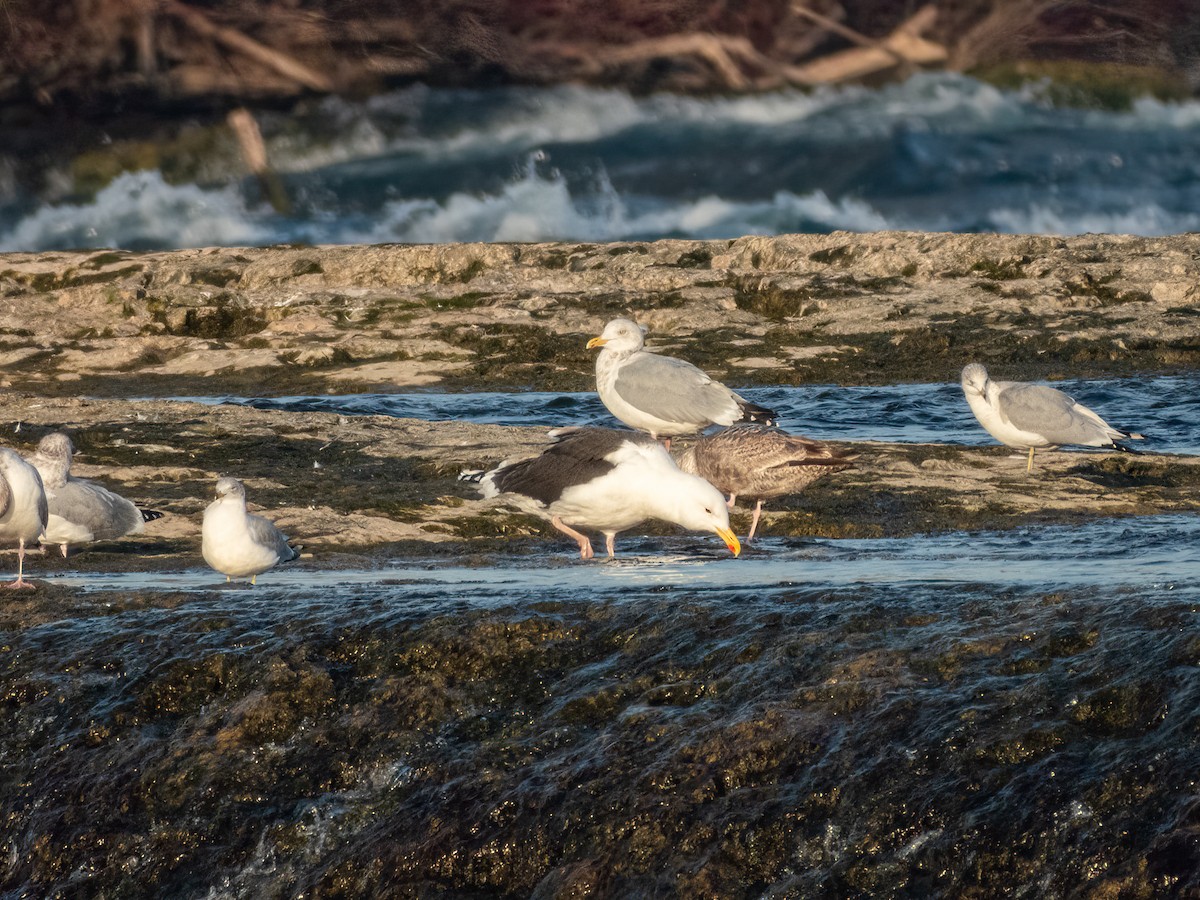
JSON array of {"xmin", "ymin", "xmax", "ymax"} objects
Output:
[
  {"xmin": 0, "ymin": 447, "xmax": 47, "ymax": 589},
  {"xmin": 464, "ymin": 427, "xmax": 741, "ymax": 559}
]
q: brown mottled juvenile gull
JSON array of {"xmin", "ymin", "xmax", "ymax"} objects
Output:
[
  {"xmin": 0, "ymin": 448, "xmax": 48, "ymax": 589},
  {"xmin": 961, "ymin": 363, "xmax": 1144, "ymax": 472},
  {"xmin": 202, "ymin": 477, "xmax": 301, "ymax": 584},
  {"xmin": 461, "ymin": 426, "xmax": 741, "ymax": 559},
  {"xmin": 28, "ymin": 432, "xmax": 164, "ymax": 557},
  {"xmin": 676, "ymin": 425, "xmax": 855, "ymax": 541},
  {"xmin": 586, "ymin": 317, "xmax": 777, "ymax": 448}
]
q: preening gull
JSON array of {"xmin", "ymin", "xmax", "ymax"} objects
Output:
[
  {"xmin": 587, "ymin": 318, "xmax": 777, "ymax": 447},
  {"xmin": 29, "ymin": 432, "xmax": 164, "ymax": 557},
  {"xmin": 677, "ymin": 425, "xmax": 856, "ymax": 541},
  {"xmin": 461, "ymin": 426, "xmax": 741, "ymax": 559},
  {"xmin": 961, "ymin": 363, "xmax": 1144, "ymax": 471},
  {"xmin": 0, "ymin": 448, "xmax": 48, "ymax": 589},
  {"xmin": 202, "ymin": 477, "xmax": 300, "ymax": 584}
]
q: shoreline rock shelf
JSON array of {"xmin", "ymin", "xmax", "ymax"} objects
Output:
[
  {"xmin": 0, "ymin": 232, "xmax": 1197, "ymax": 569},
  {"xmin": 0, "ymin": 232, "xmax": 1197, "ymax": 398}
]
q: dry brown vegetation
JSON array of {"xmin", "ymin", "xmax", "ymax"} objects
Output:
[{"xmin": 1, "ymin": 0, "xmax": 1197, "ymax": 113}]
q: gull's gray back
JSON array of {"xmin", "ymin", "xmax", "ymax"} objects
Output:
[
  {"xmin": 247, "ymin": 513, "xmax": 299, "ymax": 562},
  {"xmin": 51, "ymin": 479, "xmax": 144, "ymax": 540},
  {"xmin": 997, "ymin": 382, "xmax": 1114, "ymax": 445},
  {"xmin": 613, "ymin": 353, "xmax": 737, "ymax": 426}
]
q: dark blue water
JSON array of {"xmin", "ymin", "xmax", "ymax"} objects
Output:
[
  {"xmin": 6, "ymin": 74, "xmax": 1200, "ymax": 250},
  {"xmin": 186, "ymin": 373, "xmax": 1200, "ymax": 454},
  {"xmin": 41, "ymin": 514, "xmax": 1200, "ymax": 597}
]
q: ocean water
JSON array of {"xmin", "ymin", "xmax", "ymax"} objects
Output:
[
  {"xmin": 9, "ymin": 515, "xmax": 1200, "ymax": 896},
  {"xmin": 187, "ymin": 372, "xmax": 1200, "ymax": 455},
  {"xmin": 6, "ymin": 73, "xmax": 1200, "ymax": 250}
]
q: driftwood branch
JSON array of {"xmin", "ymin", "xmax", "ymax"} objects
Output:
[
  {"xmin": 788, "ymin": 5, "xmax": 946, "ymax": 84},
  {"xmin": 585, "ymin": 33, "xmax": 760, "ymax": 91},
  {"xmin": 790, "ymin": 1, "xmax": 908, "ymax": 65},
  {"xmin": 165, "ymin": 0, "xmax": 334, "ymax": 92},
  {"xmin": 227, "ymin": 107, "xmax": 291, "ymax": 214}
]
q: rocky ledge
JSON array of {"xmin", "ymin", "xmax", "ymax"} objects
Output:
[{"xmin": 0, "ymin": 232, "xmax": 1197, "ymax": 568}]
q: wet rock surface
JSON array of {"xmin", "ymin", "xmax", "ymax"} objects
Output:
[
  {"xmin": 1, "ymin": 234, "xmax": 1199, "ymax": 897},
  {"xmin": 1, "ymin": 232, "xmax": 1198, "ymax": 397},
  {"xmin": 4, "ymin": 579, "xmax": 1200, "ymax": 897}
]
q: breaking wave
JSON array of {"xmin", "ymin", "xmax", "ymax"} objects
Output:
[{"xmin": 6, "ymin": 73, "xmax": 1200, "ymax": 250}]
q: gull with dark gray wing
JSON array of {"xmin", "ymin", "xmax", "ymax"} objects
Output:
[
  {"xmin": 676, "ymin": 425, "xmax": 856, "ymax": 541},
  {"xmin": 28, "ymin": 432, "xmax": 164, "ymax": 557},
  {"xmin": 462, "ymin": 426, "xmax": 741, "ymax": 559},
  {"xmin": 587, "ymin": 318, "xmax": 776, "ymax": 448},
  {"xmin": 961, "ymin": 363, "xmax": 1143, "ymax": 472}
]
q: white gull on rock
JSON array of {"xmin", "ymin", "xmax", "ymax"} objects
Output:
[
  {"xmin": 587, "ymin": 318, "xmax": 776, "ymax": 447},
  {"xmin": 961, "ymin": 363, "xmax": 1144, "ymax": 472},
  {"xmin": 0, "ymin": 448, "xmax": 47, "ymax": 589},
  {"xmin": 28, "ymin": 432, "xmax": 163, "ymax": 557},
  {"xmin": 202, "ymin": 477, "xmax": 301, "ymax": 584}
]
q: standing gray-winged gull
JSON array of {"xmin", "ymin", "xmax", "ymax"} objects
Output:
[
  {"xmin": 587, "ymin": 318, "xmax": 777, "ymax": 448},
  {"xmin": 961, "ymin": 363, "xmax": 1144, "ymax": 472},
  {"xmin": 676, "ymin": 425, "xmax": 856, "ymax": 541},
  {"xmin": 0, "ymin": 448, "xmax": 48, "ymax": 589},
  {"xmin": 202, "ymin": 477, "xmax": 300, "ymax": 584},
  {"xmin": 28, "ymin": 432, "xmax": 164, "ymax": 557},
  {"xmin": 461, "ymin": 426, "xmax": 741, "ymax": 559}
]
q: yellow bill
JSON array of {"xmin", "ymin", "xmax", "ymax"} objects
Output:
[{"xmin": 716, "ymin": 526, "xmax": 741, "ymax": 557}]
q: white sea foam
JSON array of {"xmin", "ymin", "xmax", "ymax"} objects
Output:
[
  {"xmin": 0, "ymin": 161, "xmax": 897, "ymax": 250},
  {"xmin": 0, "ymin": 170, "xmax": 270, "ymax": 251},
  {"xmin": 986, "ymin": 202, "xmax": 1200, "ymax": 236},
  {"xmin": 352, "ymin": 167, "xmax": 893, "ymax": 244}
]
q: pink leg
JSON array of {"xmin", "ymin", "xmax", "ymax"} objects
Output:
[
  {"xmin": 59, "ymin": 543, "xmax": 68, "ymax": 559},
  {"xmin": 605, "ymin": 533, "xmax": 616, "ymax": 558},
  {"xmin": 552, "ymin": 516, "xmax": 594, "ymax": 560},
  {"xmin": 5, "ymin": 539, "xmax": 36, "ymax": 590},
  {"xmin": 726, "ymin": 492, "xmax": 737, "ymax": 510},
  {"xmin": 747, "ymin": 500, "xmax": 764, "ymax": 542},
  {"xmin": 661, "ymin": 437, "xmax": 671, "ymax": 452}
]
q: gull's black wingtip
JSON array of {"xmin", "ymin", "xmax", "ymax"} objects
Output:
[{"xmin": 739, "ymin": 401, "xmax": 779, "ymax": 428}]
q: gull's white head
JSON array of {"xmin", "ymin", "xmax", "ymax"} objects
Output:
[
  {"xmin": 961, "ymin": 363, "xmax": 990, "ymax": 398},
  {"xmin": 660, "ymin": 473, "xmax": 741, "ymax": 557},
  {"xmin": 586, "ymin": 317, "xmax": 646, "ymax": 354},
  {"xmin": 214, "ymin": 476, "xmax": 247, "ymax": 502}
]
